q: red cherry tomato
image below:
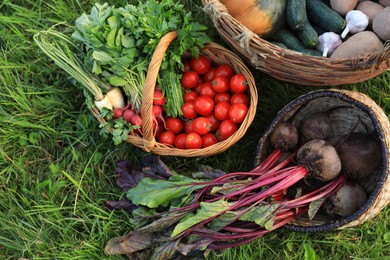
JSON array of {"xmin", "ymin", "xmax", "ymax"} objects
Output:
[
  {"xmin": 229, "ymin": 103, "xmax": 248, "ymax": 124},
  {"xmin": 214, "ymin": 101, "xmax": 231, "ymax": 121},
  {"xmin": 203, "ymin": 67, "xmax": 216, "ymax": 82},
  {"xmin": 214, "ymin": 92, "xmax": 231, "ymax": 104},
  {"xmin": 183, "ymin": 90, "xmax": 199, "ymax": 103},
  {"xmin": 182, "ymin": 71, "xmax": 199, "ymax": 89},
  {"xmin": 198, "ymin": 81, "xmax": 216, "ymax": 98},
  {"xmin": 214, "ymin": 64, "xmax": 234, "ymax": 80},
  {"xmin": 190, "ymin": 55, "xmax": 211, "ymax": 75},
  {"xmin": 193, "ymin": 95, "xmax": 215, "ymax": 116},
  {"xmin": 206, "ymin": 114, "xmax": 221, "ymax": 132},
  {"xmin": 165, "ymin": 118, "xmax": 184, "ymax": 134},
  {"xmin": 192, "ymin": 117, "xmax": 212, "ymax": 135},
  {"xmin": 174, "ymin": 133, "xmax": 187, "ymax": 149},
  {"xmin": 185, "ymin": 120, "xmax": 194, "ymax": 133},
  {"xmin": 202, "ymin": 133, "xmax": 218, "ymax": 148},
  {"xmin": 218, "ymin": 119, "xmax": 238, "ymax": 139},
  {"xmin": 212, "ymin": 76, "xmax": 230, "ymax": 93},
  {"xmin": 181, "ymin": 102, "xmax": 198, "ymax": 119},
  {"xmin": 230, "ymin": 93, "xmax": 249, "ymax": 106},
  {"xmin": 185, "ymin": 132, "xmax": 202, "ymax": 149},
  {"xmin": 230, "ymin": 74, "xmax": 248, "ymax": 93},
  {"xmin": 159, "ymin": 131, "xmax": 175, "ymax": 146}
]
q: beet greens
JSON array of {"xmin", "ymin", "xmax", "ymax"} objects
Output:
[{"xmin": 105, "ymin": 150, "xmax": 345, "ymax": 259}]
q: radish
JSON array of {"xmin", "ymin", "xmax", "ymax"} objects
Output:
[
  {"xmin": 153, "ymin": 89, "xmax": 166, "ymax": 106},
  {"xmin": 323, "ymin": 181, "xmax": 367, "ymax": 217},
  {"xmin": 123, "ymin": 109, "xmax": 136, "ymax": 123},
  {"xmin": 269, "ymin": 122, "xmax": 299, "ymax": 151}
]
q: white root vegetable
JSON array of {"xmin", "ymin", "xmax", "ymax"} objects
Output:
[
  {"xmin": 318, "ymin": 32, "xmax": 342, "ymax": 57},
  {"xmin": 94, "ymin": 96, "xmax": 113, "ymax": 111},
  {"xmin": 341, "ymin": 10, "xmax": 369, "ymax": 39},
  {"xmin": 106, "ymin": 87, "xmax": 125, "ymax": 109},
  {"xmin": 33, "ymin": 29, "xmax": 113, "ymax": 111}
]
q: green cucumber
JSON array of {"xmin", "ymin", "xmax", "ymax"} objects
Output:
[
  {"xmin": 273, "ymin": 29, "xmax": 306, "ymax": 51},
  {"xmin": 272, "ymin": 29, "xmax": 321, "ymax": 56},
  {"xmin": 306, "ymin": 0, "xmax": 346, "ymax": 33},
  {"xmin": 286, "ymin": 0, "xmax": 307, "ymax": 30},
  {"xmin": 296, "ymin": 22, "xmax": 319, "ymax": 49}
]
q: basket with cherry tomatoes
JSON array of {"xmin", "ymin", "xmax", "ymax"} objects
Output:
[{"xmin": 95, "ymin": 32, "xmax": 258, "ymax": 157}]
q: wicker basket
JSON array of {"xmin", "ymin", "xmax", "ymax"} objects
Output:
[
  {"xmin": 254, "ymin": 89, "xmax": 390, "ymax": 231},
  {"xmin": 202, "ymin": 0, "xmax": 390, "ymax": 86},
  {"xmin": 93, "ymin": 31, "xmax": 258, "ymax": 157}
]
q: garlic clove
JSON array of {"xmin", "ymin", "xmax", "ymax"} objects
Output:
[
  {"xmin": 318, "ymin": 32, "xmax": 342, "ymax": 57},
  {"xmin": 341, "ymin": 10, "xmax": 369, "ymax": 39}
]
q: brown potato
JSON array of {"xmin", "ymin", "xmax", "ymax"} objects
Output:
[
  {"xmin": 330, "ymin": 0, "xmax": 358, "ymax": 16},
  {"xmin": 372, "ymin": 7, "xmax": 390, "ymax": 41},
  {"xmin": 356, "ymin": 1, "xmax": 384, "ymax": 27},
  {"xmin": 330, "ymin": 31, "xmax": 383, "ymax": 58}
]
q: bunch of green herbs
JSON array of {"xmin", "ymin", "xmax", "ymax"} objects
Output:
[{"xmin": 72, "ymin": 0, "xmax": 210, "ymax": 116}]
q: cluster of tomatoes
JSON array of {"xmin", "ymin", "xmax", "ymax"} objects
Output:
[{"xmin": 156, "ymin": 54, "xmax": 250, "ymax": 149}]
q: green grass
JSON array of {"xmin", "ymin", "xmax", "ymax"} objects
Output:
[{"xmin": 0, "ymin": 0, "xmax": 389, "ymax": 259}]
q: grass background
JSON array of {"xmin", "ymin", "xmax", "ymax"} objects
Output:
[{"xmin": 0, "ymin": 0, "xmax": 389, "ymax": 259}]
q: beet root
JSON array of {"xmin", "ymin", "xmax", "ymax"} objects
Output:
[
  {"xmin": 297, "ymin": 139, "xmax": 341, "ymax": 182},
  {"xmin": 323, "ymin": 181, "xmax": 367, "ymax": 217},
  {"xmin": 337, "ymin": 133, "xmax": 381, "ymax": 181},
  {"xmin": 270, "ymin": 122, "xmax": 299, "ymax": 152},
  {"xmin": 299, "ymin": 112, "xmax": 332, "ymax": 143}
]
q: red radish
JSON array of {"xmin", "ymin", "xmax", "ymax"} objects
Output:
[
  {"xmin": 153, "ymin": 90, "xmax": 165, "ymax": 106},
  {"xmin": 130, "ymin": 114, "xmax": 143, "ymax": 127},
  {"xmin": 123, "ymin": 109, "xmax": 136, "ymax": 123}
]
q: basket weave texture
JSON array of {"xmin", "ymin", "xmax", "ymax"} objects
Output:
[
  {"xmin": 202, "ymin": 0, "xmax": 390, "ymax": 86},
  {"xmin": 94, "ymin": 31, "xmax": 258, "ymax": 157},
  {"xmin": 255, "ymin": 89, "xmax": 390, "ymax": 231}
]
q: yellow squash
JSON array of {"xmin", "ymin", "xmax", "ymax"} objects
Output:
[{"xmin": 220, "ymin": 0, "xmax": 286, "ymax": 38}]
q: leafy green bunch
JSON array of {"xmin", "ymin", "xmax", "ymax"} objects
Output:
[{"xmin": 71, "ymin": 0, "xmax": 210, "ymax": 116}]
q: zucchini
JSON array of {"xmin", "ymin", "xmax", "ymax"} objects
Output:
[
  {"xmin": 296, "ymin": 22, "xmax": 319, "ymax": 49},
  {"xmin": 286, "ymin": 0, "xmax": 307, "ymax": 30},
  {"xmin": 306, "ymin": 0, "xmax": 346, "ymax": 33},
  {"xmin": 272, "ymin": 29, "xmax": 321, "ymax": 56}
]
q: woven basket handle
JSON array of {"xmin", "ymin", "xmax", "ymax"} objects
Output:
[{"xmin": 141, "ymin": 31, "xmax": 178, "ymax": 152}]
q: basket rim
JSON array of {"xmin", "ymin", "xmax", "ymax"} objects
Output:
[
  {"xmin": 93, "ymin": 31, "xmax": 258, "ymax": 157},
  {"xmin": 254, "ymin": 89, "xmax": 390, "ymax": 231}
]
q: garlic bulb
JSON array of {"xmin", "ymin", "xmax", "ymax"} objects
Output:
[
  {"xmin": 341, "ymin": 10, "xmax": 369, "ymax": 39},
  {"xmin": 318, "ymin": 32, "xmax": 342, "ymax": 57}
]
